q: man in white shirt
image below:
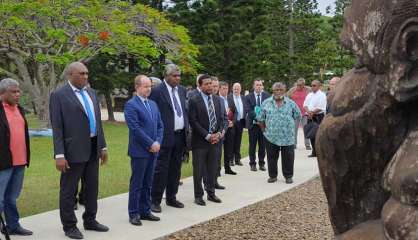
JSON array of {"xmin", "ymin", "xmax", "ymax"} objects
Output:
[
  {"xmin": 230, "ymin": 83, "xmax": 247, "ymax": 166},
  {"xmin": 303, "ymin": 80, "xmax": 327, "ymax": 157}
]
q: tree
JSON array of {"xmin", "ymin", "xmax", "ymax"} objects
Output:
[{"xmin": 0, "ymin": 0, "xmax": 199, "ymax": 125}]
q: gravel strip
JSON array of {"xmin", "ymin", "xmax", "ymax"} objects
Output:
[{"xmin": 163, "ymin": 178, "xmax": 334, "ymax": 240}]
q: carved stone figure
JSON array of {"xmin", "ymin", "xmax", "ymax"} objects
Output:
[{"xmin": 316, "ymin": 0, "xmax": 418, "ymax": 239}]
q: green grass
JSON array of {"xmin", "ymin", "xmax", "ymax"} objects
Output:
[{"xmin": 19, "ymin": 116, "xmax": 248, "ymax": 217}]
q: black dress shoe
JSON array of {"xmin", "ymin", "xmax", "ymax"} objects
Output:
[
  {"xmin": 194, "ymin": 197, "xmax": 206, "ymax": 206},
  {"xmin": 230, "ymin": 160, "xmax": 235, "ymax": 166},
  {"xmin": 215, "ymin": 183, "xmax": 226, "ymax": 190},
  {"xmin": 286, "ymin": 178, "xmax": 294, "ymax": 184},
  {"xmin": 141, "ymin": 213, "xmax": 160, "ymax": 221},
  {"xmin": 250, "ymin": 165, "xmax": 257, "ymax": 171},
  {"xmin": 207, "ymin": 195, "xmax": 222, "ymax": 203},
  {"xmin": 308, "ymin": 154, "xmax": 317, "ymax": 158},
  {"xmin": 8, "ymin": 226, "xmax": 33, "ymax": 236},
  {"xmin": 166, "ymin": 199, "xmax": 184, "ymax": 208},
  {"xmin": 267, "ymin": 177, "xmax": 277, "ymax": 183},
  {"xmin": 83, "ymin": 220, "xmax": 109, "ymax": 232},
  {"xmin": 259, "ymin": 166, "xmax": 266, "ymax": 171},
  {"xmin": 129, "ymin": 216, "xmax": 142, "ymax": 226},
  {"xmin": 235, "ymin": 161, "xmax": 243, "ymax": 166},
  {"xmin": 65, "ymin": 227, "xmax": 84, "ymax": 239},
  {"xmin": 225, "ymin": 169, "xmax": 237, "ymax": 175},
  {"xmin": 151, "ymin": 203, "xmax": 162, "ymax": 213}
]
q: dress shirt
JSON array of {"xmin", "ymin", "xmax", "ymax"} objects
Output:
[
  {"xmin": 303, "ymin": 90, "xmax": 327, "ymax": 114},
  {"xmin": 257, "ymin": 97, "xmax": 301, "ymax": 146},
  {"xmin": 220, "ymin": 95, "xmax": 229, "ymax": 111},
  {"xmin": 164, "ymin": 80, "xmax": 185, "ymax": 131},
  {"xmin": 233, "ymin": 94, "xmax": 244, "ymax": 120},
  {"xmin": 3, "ymin": 102, "xmax": 27, "ymax": 166}
]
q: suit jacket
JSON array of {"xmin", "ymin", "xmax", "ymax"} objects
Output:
[
  {"xmin": 0, "ymin": 101, "xmax": 30, "ymax": 170},
  {"xmin": 245, "ymin": 91, "xmax": 270, "ymax": 129},
  {"xmin": 49, "ymin": 83, "xmax": 106, "ymax": 163},
  {"xmin": 188, "ymin": 93, "xmax": 226, "ymax": 149},
  {"xmin": 228, "ymin": 94, "xmax": 248, "ymax": 126},
  {"xmin": 124, "ymin": 96, "xmax": 163, "ymax": 158},
  {"xmin": 219, "ymin": 95, "xmax": 236, "ymax": 125},
  {"xmin": 149, "ymin": 82, "xmax": 188, "ymax": 148}
]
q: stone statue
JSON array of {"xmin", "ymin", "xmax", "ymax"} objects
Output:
[{"xmin": 316, "ymin": 0, "xmax": 418, "ymax": 239}]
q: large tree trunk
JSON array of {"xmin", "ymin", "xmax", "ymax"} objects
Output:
[{"xmin": 105, "ymin": 92, "xmax": 115, "ymax": 122}]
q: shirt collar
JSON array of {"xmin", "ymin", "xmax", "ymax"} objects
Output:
[
  {"xmin": 164, "ymin": 80, "xmax": 177, "ymax": 92},
  {"xmin": 68, "ymin": 81, "xmax": 87, "ymax": 92},
  {"xmin": 2, "ymin": 101, "xmax": 17, "ymax": 110},
  {"xmin": 136, "ymin": 94, "xmax": 148, "ymax": 102},
  {"xmin": 200, "ymin": 91, "xmax": 211, "ymax": 100}
]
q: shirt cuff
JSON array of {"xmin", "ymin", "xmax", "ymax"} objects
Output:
[
  {"xmin": 102, "ymin": 147, "xmax": 107, "ymax": 151},
  {"xmin": 55, "ymin": 154, "xmax": 65, "ymax": 159},
  {"xmin": 205, "ymin": 134, "xmax": 211, "ymax": 142},
  {"xmin": 150, "ymin": 142, "xmax": 159, "ymax": 148}
]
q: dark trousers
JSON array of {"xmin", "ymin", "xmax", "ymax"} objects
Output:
[
  {"xmin": 232, "ymin": 119, "xmax": 245, "ymax": 163},
  {"xmin": 223, "ymin": 127, "xmax": 234, "ymax": 171},
  {"xmin": 151, "ymin": 131, "xmax": 185, "ymax": 204},
  {"xmin": 128, "ymin": 156, "xmax": 155, "ymax": 218},
  {"xmin": 192, "ymin": 144, "xmax": 220, "ymax": 198},
  {"xmin": 248, "ymin": 124, "xmax": 266, "ymax": 166},
  {"xmin": 265, "ymin": 140, "xmax": 295, "ymax": 179},
  {"xmin": 60, "ymin": 138, "xmax": 99, "ymax": 231},
  {"xmin": 309, "ymin": 113, "xmax": 325, "ymax": 156}
]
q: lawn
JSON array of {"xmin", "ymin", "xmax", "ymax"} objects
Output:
[{"xmin": 19, "ymin": 116, "xmax": 249, "ymax": 217}]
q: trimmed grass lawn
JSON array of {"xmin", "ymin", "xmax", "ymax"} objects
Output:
[{"xmin": 19, "ymin": 116, "xmax": 249, "ymax": 217}]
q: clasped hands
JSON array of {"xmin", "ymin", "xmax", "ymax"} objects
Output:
[
  {"xmin": 149, "ymin": 142, "xmax": 161, "ymax": 153},
  {"xmin": 210, "ymin": 132, "xmax": 221, "ymax": 144}
]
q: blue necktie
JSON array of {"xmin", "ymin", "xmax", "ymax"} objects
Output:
[
  {"xmin": 257, "ymin": 94, "xmax": 261, "ymax": 106},
  {"xmin": 79, "ymin": 89, "xmax": 96, "ymax": 136},
  {"xmin": 144, "ymin": 99, "xmax": 152, "ymax": 119},
  {"xmin": 172, "ymin": 88, "xmax": 182, "ymax": 117}
]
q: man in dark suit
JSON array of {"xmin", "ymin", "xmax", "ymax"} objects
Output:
[
  {"xmin": 124, "ymin": 75, "xmax": 164, "ymax": 226},
  {"xmin": 245, "ymin": 79, "xmax": 270, "ymax": 172},
  {"xmin": 218, "ymin": 81, "xmax": 237, "ymax": 175},
  {"xmin": 188, "ymin": 74, "xmax": 225, "ymax": 206},
  {"xmin": 0, "ymin": 78, "xmax": 32, "ymax": 236},
  {"xmin": 149, "ymin": 64, "xmax": 188, "ymax": 213},
  {"xmin": 229, "ymin": 83, "xmax": 247, "ymax": 166},
  {"xmin": 50, "ymin": 62, "xmax": 109, "ymax": 239}
]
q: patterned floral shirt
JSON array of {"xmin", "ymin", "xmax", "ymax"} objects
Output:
[{"xmin": 257, "ymin": 96, "xmax": 301, "ymax": 146}]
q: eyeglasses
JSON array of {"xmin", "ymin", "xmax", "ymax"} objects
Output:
[{"xmin": 311, "ymin": 84, "xmax": 318, "ymax": 87}]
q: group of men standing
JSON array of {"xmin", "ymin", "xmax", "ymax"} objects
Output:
[{"xmin": 0, "ymin": 59, "xmax": 336, "ymax": 239}]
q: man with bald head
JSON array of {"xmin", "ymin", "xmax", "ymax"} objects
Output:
[
  {"xmin": 50, "ymin": 62, "xmax": 109, "ymax": 239},
  {"xmin": 229, "ymin": 83, "xmax": 247, "ymax": 166},
  {"xmin": 124, "ymin": 75, "xmax": 163, "ymax": 226},
  {"xmin": 303, "ymin": 80, "xmax": 327, "ymax": 158}
]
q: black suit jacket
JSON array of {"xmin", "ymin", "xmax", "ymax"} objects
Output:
[
  {"xmin": 188, "ymin": 93, "xmax": 225, "ymax": 149},
  {"xmin": 149, "ymin": 81, "xmax": 188, "ymax": 148},
  {"xmin": 0, "ymin": 102, "xmax": 30, "ymax": 170},
  {"xmin": 245, "ymin": 91, "xmax": 270, "ymax": 129},
  {"xmin": 49, "ymin": 84, "xmax": 107, "ymax": 163}
]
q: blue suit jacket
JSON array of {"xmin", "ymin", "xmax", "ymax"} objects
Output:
[
  {"xmin": 124, "ymin": 96, "xmax": 164, "ymax": 158},
  {"xmin": 149, "ymin": 82, "xmax": 188, "ymax": 148}
]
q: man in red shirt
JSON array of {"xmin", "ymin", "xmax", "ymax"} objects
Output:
[
  {"xmin": 0, "ymin": 78, "xmax": 32, "ymax": 236},
  {"xmin": 288, "ymin": 78, "xmax": 311, "ymax": 150}
]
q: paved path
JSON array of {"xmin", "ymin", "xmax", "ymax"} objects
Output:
[{"xmin": 16, "ymin": 131, "xmax": 319, "ymax": 240}]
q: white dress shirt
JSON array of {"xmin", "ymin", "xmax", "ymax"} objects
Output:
[
  {"xmin": 233, "ymin": 94, "xmax": 244, "ymax": 120},
  {"xmin": 303, "ymin": 90, "xmax": 327, "ymax": 114},
  {"xmin": 220, "ymin": 95, "xmax": 229, "ymax": 111},
  {"xmin": 164, "ymin": 80, "xmax": 185, "ymax": 131}
]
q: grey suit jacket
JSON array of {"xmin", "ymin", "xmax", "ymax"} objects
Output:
[{"xmin": 49, "ymin": 83, "xmax": 106, "ymax": 163}]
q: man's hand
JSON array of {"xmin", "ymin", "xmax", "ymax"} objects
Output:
[
  {"xmin": 210, "ymin": 133, "xmax": 220, "ymax": 144},
  {"xmin": 228, "ymin": 120, "xmax": 234, "ymax": 128},
  {"xmin": 149, "ymin": 142, "xmax": 161, "ymax": 153},
  {"xmin": 100, "ymin": 150, "xmax": 108, "ymax": 166},
  {"xmin": 56, "ymin": 158, "xmax": 70, "ymax": 172}
]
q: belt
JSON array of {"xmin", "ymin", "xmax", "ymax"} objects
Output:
[{"xmin": 174, "ymin": 129, "xmax": 184, "ymax": 134}]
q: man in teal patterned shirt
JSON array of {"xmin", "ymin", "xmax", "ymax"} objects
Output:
[{"xmin": 257, "ymin": 82, "xmax": 301, "ymax": 184}]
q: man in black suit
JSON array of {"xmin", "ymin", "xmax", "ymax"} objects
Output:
[
  {"xmin": 188, "ymin": 74, "xmax": 225, "ymax": 206},
  {"xmin": 229, "ymin": 83, "xmax": 247, "ymax": 166},
  {"xmin": 218, "ymin": 81, "xmax": 237, "ymax": 175},
  {"xmin": 245, "ymin": 79, "xmax": 270, "ymax": 171},
  {"xmin": 149, "ymin": 64, "xmax": 188, "ymax": 213},
  {"xmin": 50, "ymin": 62, "xmax": 109, "ymax": 239}
]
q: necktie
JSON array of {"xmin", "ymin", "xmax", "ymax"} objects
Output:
[
  {"xmin": 235, "ymin": 96, "xmax": 241, "ymax": 120},
  {"xmin": 78, "ymin": 89, "xmax": 96, "ymax": 136},
  {"xmin": 257, "ymin": 94, "xmax": 261, "ymax": 106},
  {"xmin": 144, "ymin": 99, "xmax": 152, "ymax": 119},
  {"xmin": 172, "ymin": 88, "xmax": 182, "ymax": 117},
  {"xmin": 207, "ymin": 96, "xmax": 217, "ymax": 133}
]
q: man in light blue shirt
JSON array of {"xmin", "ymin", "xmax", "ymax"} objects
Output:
[{"xmin": 257, "ymin": 82, "xmax": 301, "ymax": 184}]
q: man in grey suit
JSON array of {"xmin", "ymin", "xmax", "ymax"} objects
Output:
[{"xmin": 50, "ymin": 62, "xmax": 109, "ymax": 239}]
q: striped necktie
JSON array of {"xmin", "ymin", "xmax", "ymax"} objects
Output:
[{"xmin": 207, "ymin": 96, "xmax": 217, "ymax": 133}]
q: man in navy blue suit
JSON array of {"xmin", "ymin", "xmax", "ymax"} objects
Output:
[
  {"xmin": 124, "ymin": 75, "xmax": 164, "ymax": 226},
  {"xmin": 149, "ymin": 64, "xmax": 188, "ymax": 213}
]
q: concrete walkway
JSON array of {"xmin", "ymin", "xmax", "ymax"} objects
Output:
[{"xmin": 15, "ymin": 131, "xmax": 319, "ymax": 240}]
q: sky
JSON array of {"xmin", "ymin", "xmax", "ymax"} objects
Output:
[{"xmin": 317, "ymin": 0, "xmax": 335, "ymax": 16}]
